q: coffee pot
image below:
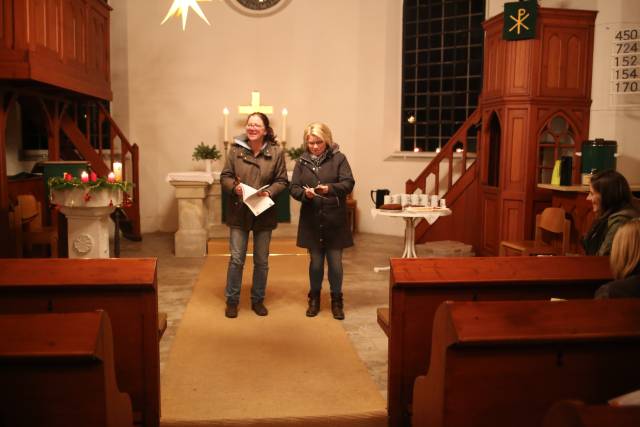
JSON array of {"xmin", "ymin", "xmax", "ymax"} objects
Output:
[{"xmin": 370, "ymin": 189, "xmax": 390, "ymax": 208}]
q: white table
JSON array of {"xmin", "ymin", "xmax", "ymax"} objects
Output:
[{"xmin": 370, "ymin": 207, "xmax": 452, "ymax": 271}]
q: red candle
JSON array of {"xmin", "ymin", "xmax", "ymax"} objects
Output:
[
  {"xmin": 81, "ymin": 171, "xmax": 89, "ymax": 183},
  {"xmin": 107, "ymin": 172, "xmax": 116, "ymax": 183}
]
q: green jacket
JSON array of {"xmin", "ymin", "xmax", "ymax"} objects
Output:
[
  {"xmin": 584, "ymin": 204, "xmax": 640, "ymax": 256},
  {"xmin": 220, "ymin": 138, "xmax": 288, "ymax": 231}
]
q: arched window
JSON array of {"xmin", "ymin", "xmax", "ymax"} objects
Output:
[{"xmin": 537, "ymin": 115, "xmax": 576, "ymax": 184}]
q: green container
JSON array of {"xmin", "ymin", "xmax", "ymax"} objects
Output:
[
  {"xmin": 581, "ymin": 139, "xmax": 617, "ymax": 174},
  {"xmin": 40, "ymin": 161, "xmax": 89, "ymax": 198}
]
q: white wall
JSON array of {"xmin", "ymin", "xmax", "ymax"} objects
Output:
[{"xmin": 110, "ymin": 0, "xmax": 640, "ymax": 236}]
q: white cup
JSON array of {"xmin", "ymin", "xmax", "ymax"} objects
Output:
[
  {"xmin": 410, "ymin": 194, "xmax": 420, "ymax": 206},
  {"xmin": 383, "ymin": 194, "xmax": 391, "ymax": 205},
  {"xmin": 401, "ymin": 194, "xmax": 411, "ymax": 207},
  {"xmin": 419, "ymin": 194, "xmax": 428, "ymax": 206},
  {"xmin": 439, "ymin": 198, "xmax": 447, "ymax": 208},
  {"xmin": 430, "ymin": 195, "xmax": 439, "ymax": 208},
  {"xmin": 391, "ymin": 194, "xmax": 401, "ymax": 204}
]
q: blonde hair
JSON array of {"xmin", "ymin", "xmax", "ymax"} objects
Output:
[
  {"xmin": 303, "ymin": 122, "xmax": 334, "ymax": 152},
  {"xmin": 609, "ymin": 219, "xmax": 640, "ymax": 280}
]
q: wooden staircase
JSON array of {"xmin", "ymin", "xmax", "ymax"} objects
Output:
[
  {"xmin": 406, "ymin": 108, "xmax": 482, "ymax": 247},
  {"xmin": 59, "ymin": 101, "xmax": 141, "ymax": 240}
]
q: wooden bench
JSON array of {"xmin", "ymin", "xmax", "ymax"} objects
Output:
[
  {"xmin": 412, "ymin": 299, "xmax": 640, "ymax": 427},
  {"xmin": 0, "ymin": 258, "xmax": 159, "ymax": 427},
  {"xmin": 383, "ymin": 256, "xmax": 612, "ymax": 427},
  {"xmin": 0, "ymin": 311, "xmax": 133, "ymax": 427},
  {"xmin": 543, "ymin": 400, "xmax": 640, "ymax": 427}
]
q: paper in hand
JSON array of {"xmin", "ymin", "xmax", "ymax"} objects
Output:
[{"xmin": 239, "ymin": 183, "xmax": 274, "ymax": 216}]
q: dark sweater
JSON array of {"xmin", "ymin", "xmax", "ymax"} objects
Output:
[{"xmin": 595, "ymin": 264, "xmax": 640, "ymax": 299}]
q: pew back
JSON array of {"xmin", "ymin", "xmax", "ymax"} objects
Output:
[
  {"xmin": 543, "ymin": 400, "xmax": 640, "ymax": 427},
  {"xmin": 0, "ymin": 259, "xmax": 159, "ymax": 427},
  {"xmin": 412, "ymin": 300, "xmax": 640, "ymax": 427},
  {"xmin": 387, "ymin": 256, "xmax": 612, "ymax": 427},
  {"xmin": 0, "ymin": 311, "xmax": 133, "ymax": 427}
]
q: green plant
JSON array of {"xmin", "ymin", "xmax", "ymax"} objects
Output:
[
  {"xmin": 285, "ymin": 145, "xmax": 305, "ymax": 160},
  {"xmin": 192, "ymin": 142, "xmax": 222, "ymax": 161},
  {"xmin": 48, "ymin": 174, "xmax": 132, "ymax": 193}
]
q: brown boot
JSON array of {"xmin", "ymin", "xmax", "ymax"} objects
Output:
[
  {"xmin": 225, "ymin": 301, "xmax": 238, "ymax": 318},
  {"xmin": 251, "ymin": 301, "xmax": 269, "ymax": 316},
  {"xmin": 306, "ymin": 291, "xmax": 321, "ymax": 317},
  {"xmin": 331, "ymin": 292, "xmax": 344, "ymax": 320}
]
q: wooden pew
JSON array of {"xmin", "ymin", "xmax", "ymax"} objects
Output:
[
  {"xmin": 0, "ymin": 258, "xmax": 159, "ymax": 427},
  {"xmin": 0, "ymin": 311, "xmax": 133, "ymax": 427},
  {"xmin": 543, "ymin": 400, "xmax": 640, "ymax": 427},
  {"xmin": 412, "ymin": 300, "xmax": 640, "ymax": 427},
  {"xmin": 385, "ymin": 256, "xmax": 612, "ymax": 427}
]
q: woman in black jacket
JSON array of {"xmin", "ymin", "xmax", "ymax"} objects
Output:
[
  {"xmin": 290, "ymin": 122, "xmax": 355, "ymax": 319},
  {"xmin": 595, "ymin": 219, "xmax": 640, "ymax": 299}
]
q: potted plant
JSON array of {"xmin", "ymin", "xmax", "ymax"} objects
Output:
[
  {"xmin": 285, "ymin": 145, "xmax": 305, "ymax": 170},
  {"xmin": 192, "ymin": 142, "xmax": 222, "ymax": 172}
]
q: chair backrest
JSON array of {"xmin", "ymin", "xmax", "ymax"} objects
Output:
[
  {"xmin": 535, "ymin": 207, "xmax": 571, "ymax": 254},
  {"xmin": 16, "ymin": 194, "xmax": 43, "ymax": 231}
]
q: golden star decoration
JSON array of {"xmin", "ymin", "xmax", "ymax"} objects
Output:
[{"xmin": 161, "ymin": 0, "xmax": 212, "ymax": 31}]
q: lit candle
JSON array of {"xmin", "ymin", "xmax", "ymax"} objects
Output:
[
  {"xmin": 113, "ymin": 162, "xmax": 123, "ymax": 182},
  {"xmin": 81, "ymin": 171, "xmax": 89, "ymax": 183},
  {"xmin": 281, "ymin": 108, "xmax": 288, "ymax": 142},
  {"xmin": 107, "ymin": 172, "xmax": 116, "ymax": 183},
  {"xmin": 223, "ymin": 107, "xmax": 229, "ymax": 141}
]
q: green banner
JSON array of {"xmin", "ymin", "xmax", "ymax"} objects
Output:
[{"xmin": 503, "ymin": 1, "xmax": 537, "ymax": 41}]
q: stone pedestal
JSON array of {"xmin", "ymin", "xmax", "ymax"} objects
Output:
[
  {"xmin": 205, "ymin": 180, "xmax": 227, "ymax": 239},
  {"xmin": 52, "ymin": 188, "xmax": 122, "ymax": 259},
  {"xmin": 170, "ymin": 181, "xmax": 209, "ymax": 257}
]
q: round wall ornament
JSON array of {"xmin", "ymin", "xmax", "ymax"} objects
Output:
[{"xmin": 224, "ymin": 0, "xmax": 291, "ymax": 17}]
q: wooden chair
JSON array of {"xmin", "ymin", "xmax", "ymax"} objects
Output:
[
  {"xmin": 499, "ymin": 207, "xmax": 570, "ymax": 256},
  {"xmin": 16, "ymin": 194, "xmax": 58, "ymax": 257},
  {"xmin": 346, "ymin": 193, "xmax": 357, "ymax": 233}
]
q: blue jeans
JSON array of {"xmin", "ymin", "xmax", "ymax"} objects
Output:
[
  {"xmin": 225, "ymin": 228, "xmax": 272, "ymax": 304},
  {"xmin": 308, "ymin": 247, "xmax": 343, "ymax": 294}
]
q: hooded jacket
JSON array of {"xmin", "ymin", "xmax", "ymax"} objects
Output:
[
  {"xmin": 583, "ymin": 203, "xmax": 640, "ymax": 256},
  {"xmin": 220, "ymin": 136, "xmax": 288, "ymax": 231},
  {"xmin": 290, "ymin": 144, "xmax": 355, "ymax": 249}
]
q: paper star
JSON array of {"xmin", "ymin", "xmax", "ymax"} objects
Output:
[{"xmin": 161, "ymin": 0, "xmax": 212, "ymax": 31}]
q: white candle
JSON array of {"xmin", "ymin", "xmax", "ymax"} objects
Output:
[
  {"xmin": 281, "ymin": 108, "xmax": 288, "ymax": 142},
  {"xmin": 113, "ymin": 162, "xmax": 123, "ymax": 182},
  {"xmin": 80, "ymin": 171, "xmax": 89, "ymax": 183},
  {"xmin": 223, "ymin": 107, "xmax": 229, "ymax": 141}
]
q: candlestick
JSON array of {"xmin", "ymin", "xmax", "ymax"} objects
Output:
[
  {"xmin": 81, "ymin": 171, "xmax": 89, "ymax": 183},
  {"xmin": 113, "ymin": 162, "xmax": 123, "ymax": 182},
  {"xmin": 223, "ymin": 107, "xmax": 229, "ymax": 142},
  {"xmin": 107, "ymin": 172, "xmax": 116, "ymax": 183},
  {"xmin": 281, "ymin": 108, "xmax": 288, "ymax": 142}
]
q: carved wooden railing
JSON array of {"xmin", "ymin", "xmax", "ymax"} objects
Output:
[
  {"xmin": 406, "ymin": 108, "xmax": 482, "ymax": 243},
  {"xmin": 60, "ymin": 101, "xmax": 141, "ymax": 240}
]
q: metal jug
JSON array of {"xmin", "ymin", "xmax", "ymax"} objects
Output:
[{"xmin": 370, "ymin": 189, "xmax": 390, "ymax": 208}]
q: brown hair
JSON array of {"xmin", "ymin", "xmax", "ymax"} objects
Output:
[
  {"xmin": 247, "ymin": 112, "xmax": 277, "ymax": 143},
  {"xmin": 610, "ymin": 219, "xmax": 640, "ymax": 280},
  {"xmin": 590, "ymin": 170, "xmax": 632, "ymax": 217}
]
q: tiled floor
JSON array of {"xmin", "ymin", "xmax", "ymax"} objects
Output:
[{"xmin": 121, "ymin": 231, "xmax": 464, "ymax": 399}]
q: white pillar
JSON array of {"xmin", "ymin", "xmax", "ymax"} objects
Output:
[{"xmin": 170, "ymin": 181, "xmax": 209, "ymax": 257}]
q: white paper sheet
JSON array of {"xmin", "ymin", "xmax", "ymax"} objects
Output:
[{"xmin": 239, "ymin": 183, "xmax": 274, "ymax": 216}]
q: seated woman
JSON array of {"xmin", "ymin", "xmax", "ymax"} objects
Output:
[
  {"xmin": 583, "ymin": 170, "xmax": 640, "ymax": 256},
  {"xmin": 595, "ymin": 219, "xmax": 640, "ymax": 298}
]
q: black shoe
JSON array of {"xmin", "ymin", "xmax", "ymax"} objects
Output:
[
  {"xmin": 331, "ymin": 292, "xmax": 345, "ymax": 320},
  {"xmin": 251, "ymin": 301, "xmax": 269, "ymax": 316},
  {"xmin": 306, "ymin": 291, "xmax": 321, "ymax": 317},
  {"xmin": 225, "ymin": 301, "xmax": 238, "ymax": 318}
]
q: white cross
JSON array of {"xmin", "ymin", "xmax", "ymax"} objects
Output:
[{"xmin": 238, "ymin": 91, "xmax": 273, "ymax": 115}]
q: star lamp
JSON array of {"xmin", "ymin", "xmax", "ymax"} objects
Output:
[{"xmin": 161, "ymin": 0, "xmax": 212, "ymax": 31}]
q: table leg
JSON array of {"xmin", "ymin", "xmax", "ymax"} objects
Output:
[{"xmin": 402, "ymin": 217, "xmax": 418, "ymax": 258}]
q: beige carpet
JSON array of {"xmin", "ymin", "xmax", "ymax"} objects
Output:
[{"xmin": 161, "ymin": 240, "xmax": 387, "ymax": 427}]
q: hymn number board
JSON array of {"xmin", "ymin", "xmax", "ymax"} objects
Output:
[{"xmin": 611, "ymin": 27, "xmax": 640, "ymax": 106}]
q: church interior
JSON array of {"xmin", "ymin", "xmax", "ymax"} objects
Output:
[{"xmin": 1, "ymin": 0, "xmax": 640, "ymax": 426}]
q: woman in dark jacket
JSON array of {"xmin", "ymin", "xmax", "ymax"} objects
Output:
[
  {"xmin": 290, "ymin": 122, "xmax": 355, "ymax": 319},
  {"xmin": 583, "ymin": 170, "xmax": 640, "ymax": 255},
  {"xmin": 595, "ymin": 219, "xmax": 640, "ymax": 298}
]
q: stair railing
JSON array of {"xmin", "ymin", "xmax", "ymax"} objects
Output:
[
  {"xmin": 406, "ymin": 108, "xmax": 482, "ymax": 197},
  {"xmin": 62, "ymin": 101, "xmax": 141, "ymax": 239}
]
